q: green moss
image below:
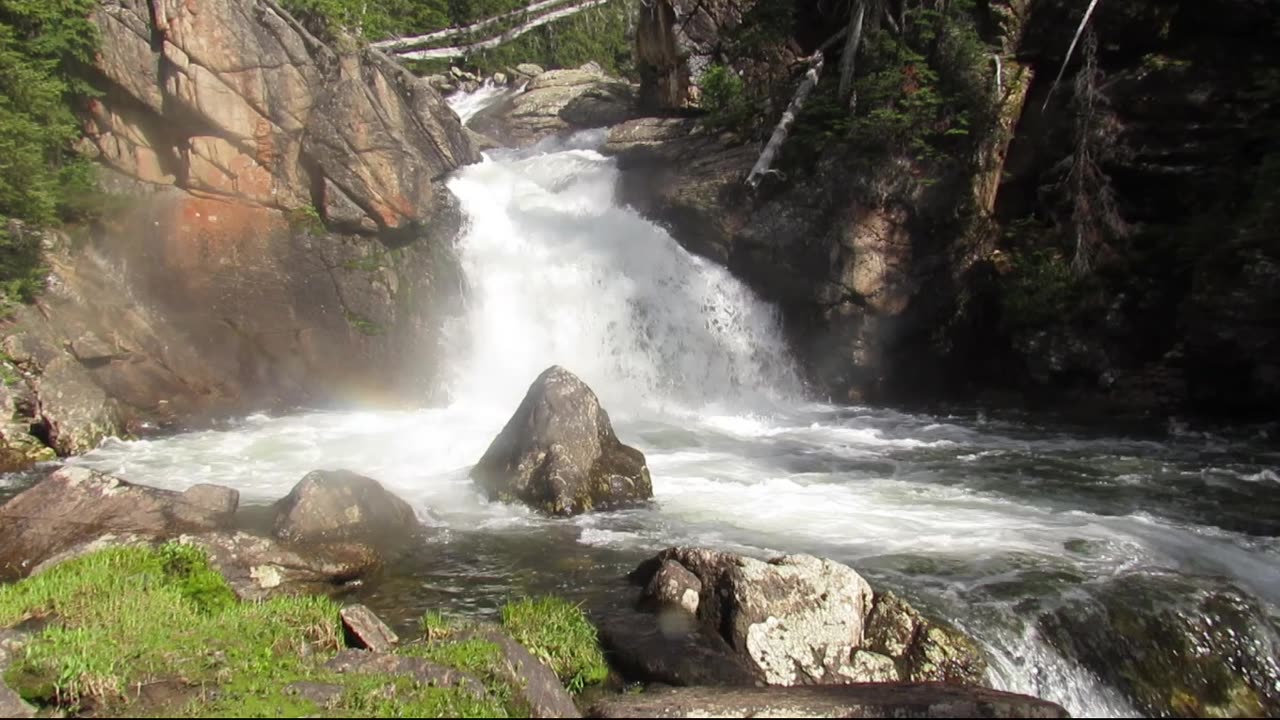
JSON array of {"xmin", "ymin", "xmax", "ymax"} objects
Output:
[
  {"xmin": 343, "ymin": 310, "xmax": 385, "ymax": 337},
  {"xmin": 500, "ymin": 596, "xmax": 607, "ymax": 694},
  {"xmin": 0, "ymin": 544, "xmax": 519, "ymax": 718}
]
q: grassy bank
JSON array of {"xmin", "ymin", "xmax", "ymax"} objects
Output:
[{"xmin": 0, "ymin": 543, "xmax": 607, "ymax": 717}]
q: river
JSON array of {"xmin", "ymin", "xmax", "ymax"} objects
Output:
[{"xmin": 12, "ymin": 86, "xmax": 1279, "ymax": 718}]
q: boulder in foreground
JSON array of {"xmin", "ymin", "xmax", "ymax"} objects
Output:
[
  {"xmin": 587, "ymin": 684, "xmax": 1070, "ymax": 718},
  {"xmin": 272, "ymin": 469, "xmax": 419, "ymax": 550},
  {"xmin": 619, "ymin": 548, "xmax": 985, "ymax": 687},
  {"xmin": 471, "ymin": 366, "xmax": 653, "ymax": 516},
  {"xmin": 0, "ymin": 466, "xmax": 238, "ymax": 578}
]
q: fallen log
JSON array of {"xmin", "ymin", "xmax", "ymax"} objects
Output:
[{"xmin": 745, "ymin": 50, "xmax": 826, "ymax": 190}]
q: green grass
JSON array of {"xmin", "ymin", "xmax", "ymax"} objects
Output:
[
  {"xmin": 499, "ymin": 596, "xmax": 607, "ymax": 694},
  {"xmin": 0, "ymin": 544, "xmax": 512, "ymax": 717}
]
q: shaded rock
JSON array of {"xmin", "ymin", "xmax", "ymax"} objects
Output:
[
  {"xmin": 469, "ymin": 69, "xmax": 637, "ymax": 148},
  {"xmin": 634, "ymin": 0, "xmax": 799, "ymax": 112},
  {"xmin": 586, "ymin": 684, "xmax": 1071, "ymax": 718},
  {"xmin": 598, "ymin": 608, "xmax": 763, "ymax": 687},
  {"xmin": 457, "ymin": 626, "xmax": 581, "ymax": 718},
  {"xmin": 471, "ymin": 366, "xmax": 653, "ymax": 516},
  {"xmin": 341, "ymin": 604, "xmax": 399, "ymax": 652},
  {"xmin": 325, "ymin": 649, "xmax": 486, "ymax": 697},
  {"xmin": 272, "ymin": 470, "xmax": 418, "ymax": 550},
  {"xmin": 0, "ymin": 467, "xmax": 238, "ymax": 579},
  {"xmin": 1037, "ymin": 573, "xmax": 1280, "ymax": 718},
  {"xmin": 180, "ymin": 531, "xmax": 380, "ymax": 602},
  {"xmin": 623, "ymin": 548, "xmax": 988, "ymax": 687},
  {"xmin": 643, "ymin": 559, "xmax": 702, "ymax": 614}
]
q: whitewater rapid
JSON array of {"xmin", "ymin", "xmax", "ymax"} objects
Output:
[{"xmin": 54, "ymin": 91, "xmax": 1280, "ymax": 718}]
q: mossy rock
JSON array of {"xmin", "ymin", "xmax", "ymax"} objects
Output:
[{"xmin": 1038, "ymin": 573, "xmax": 1280, "ymax": 717}]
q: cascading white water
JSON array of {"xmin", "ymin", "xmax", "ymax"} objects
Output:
[
  {"xmin": 50, "ymin": 87, "xmax": 1280, "ymax": 720},
  {"xmin": 439, "ymin": 131, "xmax": 803, "ymax": 415}
]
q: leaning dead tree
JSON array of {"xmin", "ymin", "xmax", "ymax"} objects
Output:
[
  {"xmin": 1043, "ymin": 0, "xmax": 1103, "ymax": 110},
  {"xmin": 380, "ymin": 0, "xmax": 617, "ymax": 60},
  {"xmin": 372, "ymin": 0, "xmax": 575, "ymax": 53},
  {"xmin": 746, "ymin": 51, "xmax": 827, "ymax": 189},
  {"xmin": 836, "ymin": 0, "xmax": 867, "ymax": 110}
]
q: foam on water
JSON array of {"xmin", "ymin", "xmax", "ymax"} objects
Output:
[{"xmin": 44, "ymin": 89, "xmax": 1280, "ymax": 718}]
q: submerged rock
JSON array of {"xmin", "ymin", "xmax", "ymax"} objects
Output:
[
  {"xmin": 272, "ymin": 470, "xmax": 419, "ymax": 550},
  {"xmin": 619, "ymin": 547, "xmax": 987, "ymax": 687},
  {"xmin": 0, "ymin": 466, "xmax": 238, "ymax": 578},
  {"xmin": 1038, "ymin": 572, "xmax": 1280, "ymax": 718},
  {"xmin": 471, "ymin": 366, "xmax": 653, "ymax": 516},
  {"xmin": 587, "ymin": 684, "xmax": 1070, "ymax": 718}
]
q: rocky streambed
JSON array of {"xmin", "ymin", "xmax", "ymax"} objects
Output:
[{"xmin": 0, "ymin": 368, "xmax": 1071, "ymax": 718}]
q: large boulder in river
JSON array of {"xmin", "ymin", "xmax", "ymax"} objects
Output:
[
  {"xmin": 470, "ymin": 366, "xmax": 653, "ymax": 516},
  {"xmin": 1037, "ymin": 572, "xmax": 1280, "ymax": 717},
  {"xmin": 610, "ymin": 548, "xmax": 986, "ymax": 687},
  {"xmin": 0, "ymin": 466, "xmax": 238, "ymax": 579},
  {"xmin": 272, "ymin": 469, "xmax": 419, "ymax": 550}
]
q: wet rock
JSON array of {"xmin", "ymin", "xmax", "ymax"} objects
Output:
[
  {"xmin": 471, "ymin": 365, "xmax": 653, "ymax": 516},
  {"xmin": 341, "ymin": 604, "xmax": 399, "ymax": 652},
  {"xmin": 0, "ymin": 467, "xmax": 238, "ymax": 579},
  {"xmin": 469, "ymin": 69, "xmax": 637, "ymax": 147},
  {"xmin": 272, "ymin": 470, "xmax": 419, "ymax": 550},
  {"xmin": 1038, "ymin": 573, "xmax": 1280, "ymax": 717},
  {"xmin": 865, "ymin": 592, "xmax": 985, "ymax": 685},
  {"xmin": 456, "ymin": 626, "xmax": 581, "ymax": 718},
  {"xmin": 180, "ymin": 531, "xmax": 380, "ymax": 602},
  {"xmin": 623, "ymin": 548, "xmax": 988, "ymax": 687},
  {"xmin": 325, "ymin": 649, "xmax": 486, "ymax": 697},
  {"xmin": 586, "ymin": 684, "xmax": 1071, "ymax": 718}
]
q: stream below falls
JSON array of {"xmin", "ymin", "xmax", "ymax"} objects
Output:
[{"xmin": 6, "ymin": 87, "xmax": 1280, "ymax": 718}]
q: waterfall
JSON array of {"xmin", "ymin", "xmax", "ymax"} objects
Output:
[{"xmin": 439, "ymin": 132, "xmax": 805, "ymax": 415}]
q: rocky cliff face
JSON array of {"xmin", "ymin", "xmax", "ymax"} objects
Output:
[{"xmin": 1, "ymin": 0, "xmax": 477, "ymax": 463}]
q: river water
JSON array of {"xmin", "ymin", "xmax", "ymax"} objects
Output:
[{"xmin": 13, "ymin": 87, "xmax": 1279, "ymax": 717}]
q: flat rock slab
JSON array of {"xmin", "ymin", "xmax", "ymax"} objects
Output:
[
  {"xmin": 340, "ymin": 604, "xmax": 399, "ymax": 652},
  {"xmin": 586, "ymin": 683, "xmax": 1071, "ymax": 718}
]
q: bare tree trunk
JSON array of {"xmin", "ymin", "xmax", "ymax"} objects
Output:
[
  {"xmin": 746, "ymin": 52, "xmax": 826, "ymax": 189},
  {"xmin": 836, "ymin": 0, "xmax": 867, "ymax": 110},
  {"xmin": 373, "ymin": 0, "xmax": 580, "ymax": 53},
  {"xmin": 1042, "ymin": 0, "xmax": 1102, "ymax": 110},
  {"xmin": 393, "ymin": 0, "xmax": 615, "ymax": 60}
]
